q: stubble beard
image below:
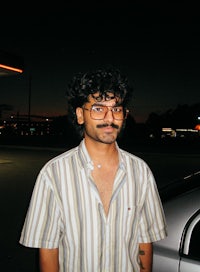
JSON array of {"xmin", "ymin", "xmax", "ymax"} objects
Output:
[{"xmin": 85, "ymin": 123, "xmax": 122, "ymax": 144}]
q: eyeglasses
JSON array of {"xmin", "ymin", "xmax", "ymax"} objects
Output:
[{"xmin": 83, "ymin": 104, "xmax": 129, "ymax": 120}]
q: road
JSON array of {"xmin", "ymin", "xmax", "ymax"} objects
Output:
[{"xmin": 0, "ymin": 143, "xmax": 199, "ymax": 271}]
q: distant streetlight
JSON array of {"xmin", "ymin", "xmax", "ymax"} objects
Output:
[{"xmin": 28, "ymin": 74, "xmax": 32, "ymax": 125}]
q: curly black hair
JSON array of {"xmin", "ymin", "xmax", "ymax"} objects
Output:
[{"xmin": 65, "ymin": 66, "xmax": 133, "ymax": 138}]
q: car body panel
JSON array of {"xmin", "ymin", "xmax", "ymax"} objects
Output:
[
  {"xmin": 153, "ymin": 172, "xmax": 200, "ymax": 272},
  {"xmin": 180, "ymin": 258, "xmax": 200, "ymax": 272}
]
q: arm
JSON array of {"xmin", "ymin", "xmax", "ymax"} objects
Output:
[
  {"xmin": 39, "ymin": 248, "xmax": 59, "ymax": 272},
  {"xmin": 139, "ymin": 243, "xmax": 153, "ymax": 272}
]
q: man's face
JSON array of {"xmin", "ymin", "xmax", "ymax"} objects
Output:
[{"xmin": 76, "ymin": 92, "xmax": 126, "ymax": 144}]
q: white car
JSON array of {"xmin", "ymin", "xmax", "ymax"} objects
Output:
[{"xmin": 153, "ymin": 171, "xmax": 200, "ymax": 272}]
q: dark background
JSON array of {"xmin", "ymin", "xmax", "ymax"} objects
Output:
[{"xmin": 1, "ymin": 2, "xmax": 200, "ymax": 123}]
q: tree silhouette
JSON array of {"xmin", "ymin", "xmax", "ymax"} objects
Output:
[
  {"xmin": 146, "ymin": 103, "xmax": 200, "ymax": 129},
  {"xmin": 0, "ymin": 104, "xmax": 13, "ymax": 119}
]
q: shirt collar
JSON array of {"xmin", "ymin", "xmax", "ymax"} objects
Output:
[{"xmin": 77, "ymin": 139, "xmax": 126, "ymax": 171}]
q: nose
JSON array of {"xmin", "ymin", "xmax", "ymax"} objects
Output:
[{"xmin": 103, "ymin": 108, "xmax": 114, "ymax": 123}]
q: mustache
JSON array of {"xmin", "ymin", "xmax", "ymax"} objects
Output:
[{"xmin": 96, "ymin": 123, "xmax": 119, "ymax": 129}]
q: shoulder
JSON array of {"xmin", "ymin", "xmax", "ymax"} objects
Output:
[
  {"xmin": 40, "ymin": 145, "xmax": 79, "ymax": 173},
  {"xmin": 119, "ymin": 148, "xmax": 155, "ymax": 179},
  {"xmin": 119, "ymin": 148, "xmax": 149, "ymax": 167}
]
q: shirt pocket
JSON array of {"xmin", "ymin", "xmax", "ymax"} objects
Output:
[{"xmin": 123, "ymin": 205, "xmax": 141, "ymax": 239}]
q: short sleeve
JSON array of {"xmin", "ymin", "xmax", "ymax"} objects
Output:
[
  {"xmin": 138, "ymin": 168, "xmax": 167, "ymax": 243},
  {"xmin": 19, "ymin": 172, "xmax": 64, "ymax": 248}
]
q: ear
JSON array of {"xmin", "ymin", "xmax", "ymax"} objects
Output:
[{"xmin": 76, "ymin": 107, "xmax": 84, "ymax": 124}]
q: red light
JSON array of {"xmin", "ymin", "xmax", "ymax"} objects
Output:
[{"xmin": 195, "ymin": 124, "xmax": 200, "ymax": 130}]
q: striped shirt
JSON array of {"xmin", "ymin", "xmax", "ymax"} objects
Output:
[{"xmin": 19, "ymin": 139, "xmax": 167, "ymax": 272}]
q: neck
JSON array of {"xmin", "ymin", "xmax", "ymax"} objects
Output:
[{"xmin": 84, "ymin": 138, "xmax": 118, "ymax": 166}]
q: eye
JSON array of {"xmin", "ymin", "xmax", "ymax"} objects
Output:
[
  {"xmin": 92, "ymin": 106, "xmax": 104, "ymax": 112},
  {"xmin": 113, "ymin": 107, "xmax": 123, "ymax": 113}
]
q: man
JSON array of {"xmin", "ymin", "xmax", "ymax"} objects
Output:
[{"xmin": 19, "ymin": 67, "xmax": 167, "ymax": 272}]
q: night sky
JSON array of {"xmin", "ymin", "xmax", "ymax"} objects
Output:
[{"xmin": 1, "ymin": 3, "xmax": 200, "ymax": 123}]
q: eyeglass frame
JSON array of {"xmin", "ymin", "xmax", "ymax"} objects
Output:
[{"xmin": 82, "ymin": 104, "xmax": 129, "ymax": 120}]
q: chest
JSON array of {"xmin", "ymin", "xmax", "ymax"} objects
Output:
[{"xmin": 91, "ymin": 166, "xmax": 118, "ymax": 215}]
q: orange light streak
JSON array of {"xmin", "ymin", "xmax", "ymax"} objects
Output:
[{"xmin": 0, "ymin": 64, "xmax": 23, "ymax": 73}]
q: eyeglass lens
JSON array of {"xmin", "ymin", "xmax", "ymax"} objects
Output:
[{"xmin": 90, "ymin": 105, "xmax": 127, "ymax": 120}]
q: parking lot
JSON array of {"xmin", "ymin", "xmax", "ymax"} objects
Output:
[{"xmin": 0, "ymin": 143, "xmax": 200, "ymax": 271}]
